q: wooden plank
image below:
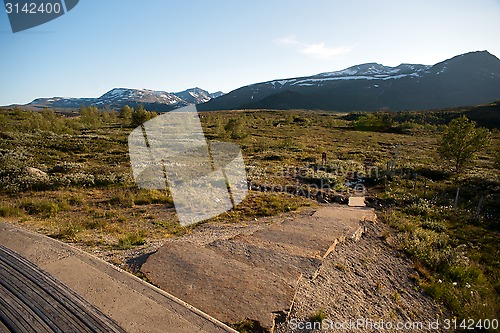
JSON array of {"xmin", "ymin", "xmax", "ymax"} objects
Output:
[
  {"xmin": 0, "ymin": 245, "xmax": 126, "ymax": 333},
  {"xmin": 0, "ymin": 286, "xmax": 53, "ymax": 332}
]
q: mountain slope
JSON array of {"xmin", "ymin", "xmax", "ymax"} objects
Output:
[
  {"xmin": 96, "ymin": 88, "xmax": 185, "ymax": 107},
  {"xmin": 22, "ymin": 87, "xmax": 223, "ymax": 112},
  {"xmin": 173, "ymin": 88, "xmax": 214, "ymax": 104},
  {"xmin": 199, "ymin": 51, "xmax": 500, "ymax": 112}
]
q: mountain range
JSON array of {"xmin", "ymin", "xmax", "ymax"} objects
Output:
[
  {"xmin": 22, "ymin": 88, "xmax": 224, "ymax": 112},
  {"xmin": 9, "ymin": 51, "xmax": 500, "ymax": 112},
  {"xmin": 199, "ymin": 50, "xmax": 500, "ymax": 112}
]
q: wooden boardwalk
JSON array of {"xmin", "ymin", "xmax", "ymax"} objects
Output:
[
  {"xmin": 0, "ymin": 222, "xmax": 237, "ymax": 333},
  {"xmin": 0, "ymin": 245, "xmax": 126, "ymax": 333}
]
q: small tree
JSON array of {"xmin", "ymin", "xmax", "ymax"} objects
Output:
[
  {"xmin": 438, "ymin": 116, "xmax": 490, "ymax": 173},
  {"xmin": 131, "ymin": 104, "xmax": 156, "ymax": 127},
  {"xmin": 120, "ymin": 105, "xmax": 133, "ymax": 122},
  {"xmin": 80, "ymin": 105, "xmax": 102, "ymax": 128},
  {"xmin": 353, "ymin": 112, "xmax": 393, "ymax": 132}
]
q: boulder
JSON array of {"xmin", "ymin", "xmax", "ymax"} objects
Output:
[{"xmin": 26, "ymin": 167, "xmax": 48, "ymax": 179}]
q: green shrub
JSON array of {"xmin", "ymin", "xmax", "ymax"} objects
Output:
[
  {"xmin": 50, "ymin": 162, "xmax": 82, "ymax": 173},
  {"xmin": 231, "ymin": 319, "xmax": 266, "ymax": 333},
  {"xmin": 248, "ymin": 193, "xmax": 302, "ymax": 216},
  {"xmin": 310, "ymin": 308, "xmax": 326, "ymax": 323},
  {"xmin": 153, "ymin": 220, "xmax": 188, "ymax": 236},
  {"xmin": 117, "ymin": 231, "xmax": 146, "ymax": 249},
  {"xmin": 353, "ymin": 113, "xmax": 393, "ymax": 132},
  {"xmin": 66, "ymin": 173, "xmax": 95, "ymax": 187},
  {"xmin": 110, "ymin": 191, "xmax": 135, "ymax": 208},
  {"xmin": 421, "ymin": 219, "xmax": 446, "ymax": 232},
  {"xmin": 133, "ymin": 189, "xmax": 173, "ymax": 206},
  {"xmin": 52, "ymin": 223, "xmax": 82, "ymax": 241},
  {"xmin": 224, "ymin": 118, "xmax": 247, "ymax": 139},
  {"xmin": 67, "ymin": 194, "xmax": 85, "ymax": 206},
  {"xmin": 397, "ymin": 228, "xmax": 451, "ymax": 270},
  {"xmin": 0, "ymin": 202, "xmax": 23, "ymax": 217},
  {"xmin": 94, "ymin": 173, "xmax": 121, "ymax": 186},
  {"xmin": 19, "ymin": 198, "xmax": 67, "ymax": 218},
  {"xmin": 403, "ymin": 199, "xmax": 449, "ymax": 220},
  {"xmin": 381, "ymin": 207, "xmax": 499, "ymax": 325}
]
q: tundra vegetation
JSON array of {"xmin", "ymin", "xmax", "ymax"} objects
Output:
[{"xmin": 0, "ymin": 105, "xmax": 498, "ymax": 327}]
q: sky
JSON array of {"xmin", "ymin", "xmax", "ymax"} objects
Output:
[{"xmin": 1, "ymin": 0, "xmax": 499, "ymax": 105}]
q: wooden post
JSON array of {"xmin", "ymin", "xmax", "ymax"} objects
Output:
[
  {"xmin": 423, "ymin": 178, "xmax": 427, "ymax": 199},
  {"xmin": 476, "ymin": 196, "xmax": 484, "ymax": 216},
  {"xmin": 413, "ymin": 174, "xmax": 418, "ymax": 193},
  {"xmin": 454, "ymin": 188, "xmax": 460, "ymax": 210}
]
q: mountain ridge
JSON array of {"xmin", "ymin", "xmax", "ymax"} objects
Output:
[
  {"xmin": 7, "ymin": 51, "xmax": 500, "ymax": 113},
  {"xmin": 198, "ymin": 50, "xmax": 500, "ymax": 112},
  {"xmin": 14, "ymin": 87, "xmax": 224, "ymax": 112}
]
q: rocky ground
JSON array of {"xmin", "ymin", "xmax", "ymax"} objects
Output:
[
  {"xmin": 74, "ymin": 205, "xmax": 449, "ymax": 333},
  {"xmin": 274, "ymin": 222, "xmax": 449, "ymax": 333}
]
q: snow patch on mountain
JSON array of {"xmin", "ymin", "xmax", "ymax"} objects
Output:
[
  {"xmin": 95, "ymin": 88, "xmax": 185, "ymax": 106},
  {"xmin": 291, "ymin": 72, "xmax": 422, "ymax": 86},
  {"xmin": 261, "ymin": 63, "xmax": 432, "ymax": 88},
  {"xmin": 258, "ymin": 63, "xmax": 431, "ymax": 89},
  {"xmin": 27, "ymin": 87, "xmax": 224, "ymax": 109},
  {"xmin": 319, "ymin": 63, "xmax": 431, "ymax": 78},
  {"xmin": 173, "ymin": 87, "xmax": 217, "ymax": 104},
  {"xmin": 209, "ymin": 91, "xmax": 225, "ymax": 99}
]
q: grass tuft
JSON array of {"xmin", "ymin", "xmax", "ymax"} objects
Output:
[
  {"xmin": 117, "ymin": 231, "xmax": 146, "ymax": 249},
  {"xmin": 310, "ymin": 308, "xmax": 326, "ymax": 323}
]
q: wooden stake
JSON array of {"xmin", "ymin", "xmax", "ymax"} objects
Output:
[
  {"xmin": 454, "ymin": 188, "xmax": 460, "ymax": 210},
  {"xmin": 476, "ymin": 196, "xmax": 484, "ymax": 216}
]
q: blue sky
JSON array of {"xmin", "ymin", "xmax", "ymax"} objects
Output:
[{"xmin": 1, "ymin": 0, "xmax": 499, "ymax": 105}]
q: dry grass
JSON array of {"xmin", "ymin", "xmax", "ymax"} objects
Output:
[{"xmin": 1, "ymin": 107, "xmax": 498, "ymax": 326}]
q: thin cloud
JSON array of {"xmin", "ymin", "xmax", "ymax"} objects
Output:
[
  {"xmin": 276, "ymin": 35, "xmax": 352, "ymax": 59},
  {"xmin": 276, "ymin": 35, "xmax": 301, "ymax": 45}
]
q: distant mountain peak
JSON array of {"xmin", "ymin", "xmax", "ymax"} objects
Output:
[
  {"xmin": 209, "ymin": 91, "xmax": 225, "ymax": 99},
  {"xmin": 173, "ymin": 87, "xmax": 214, "ymax": 104}
]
